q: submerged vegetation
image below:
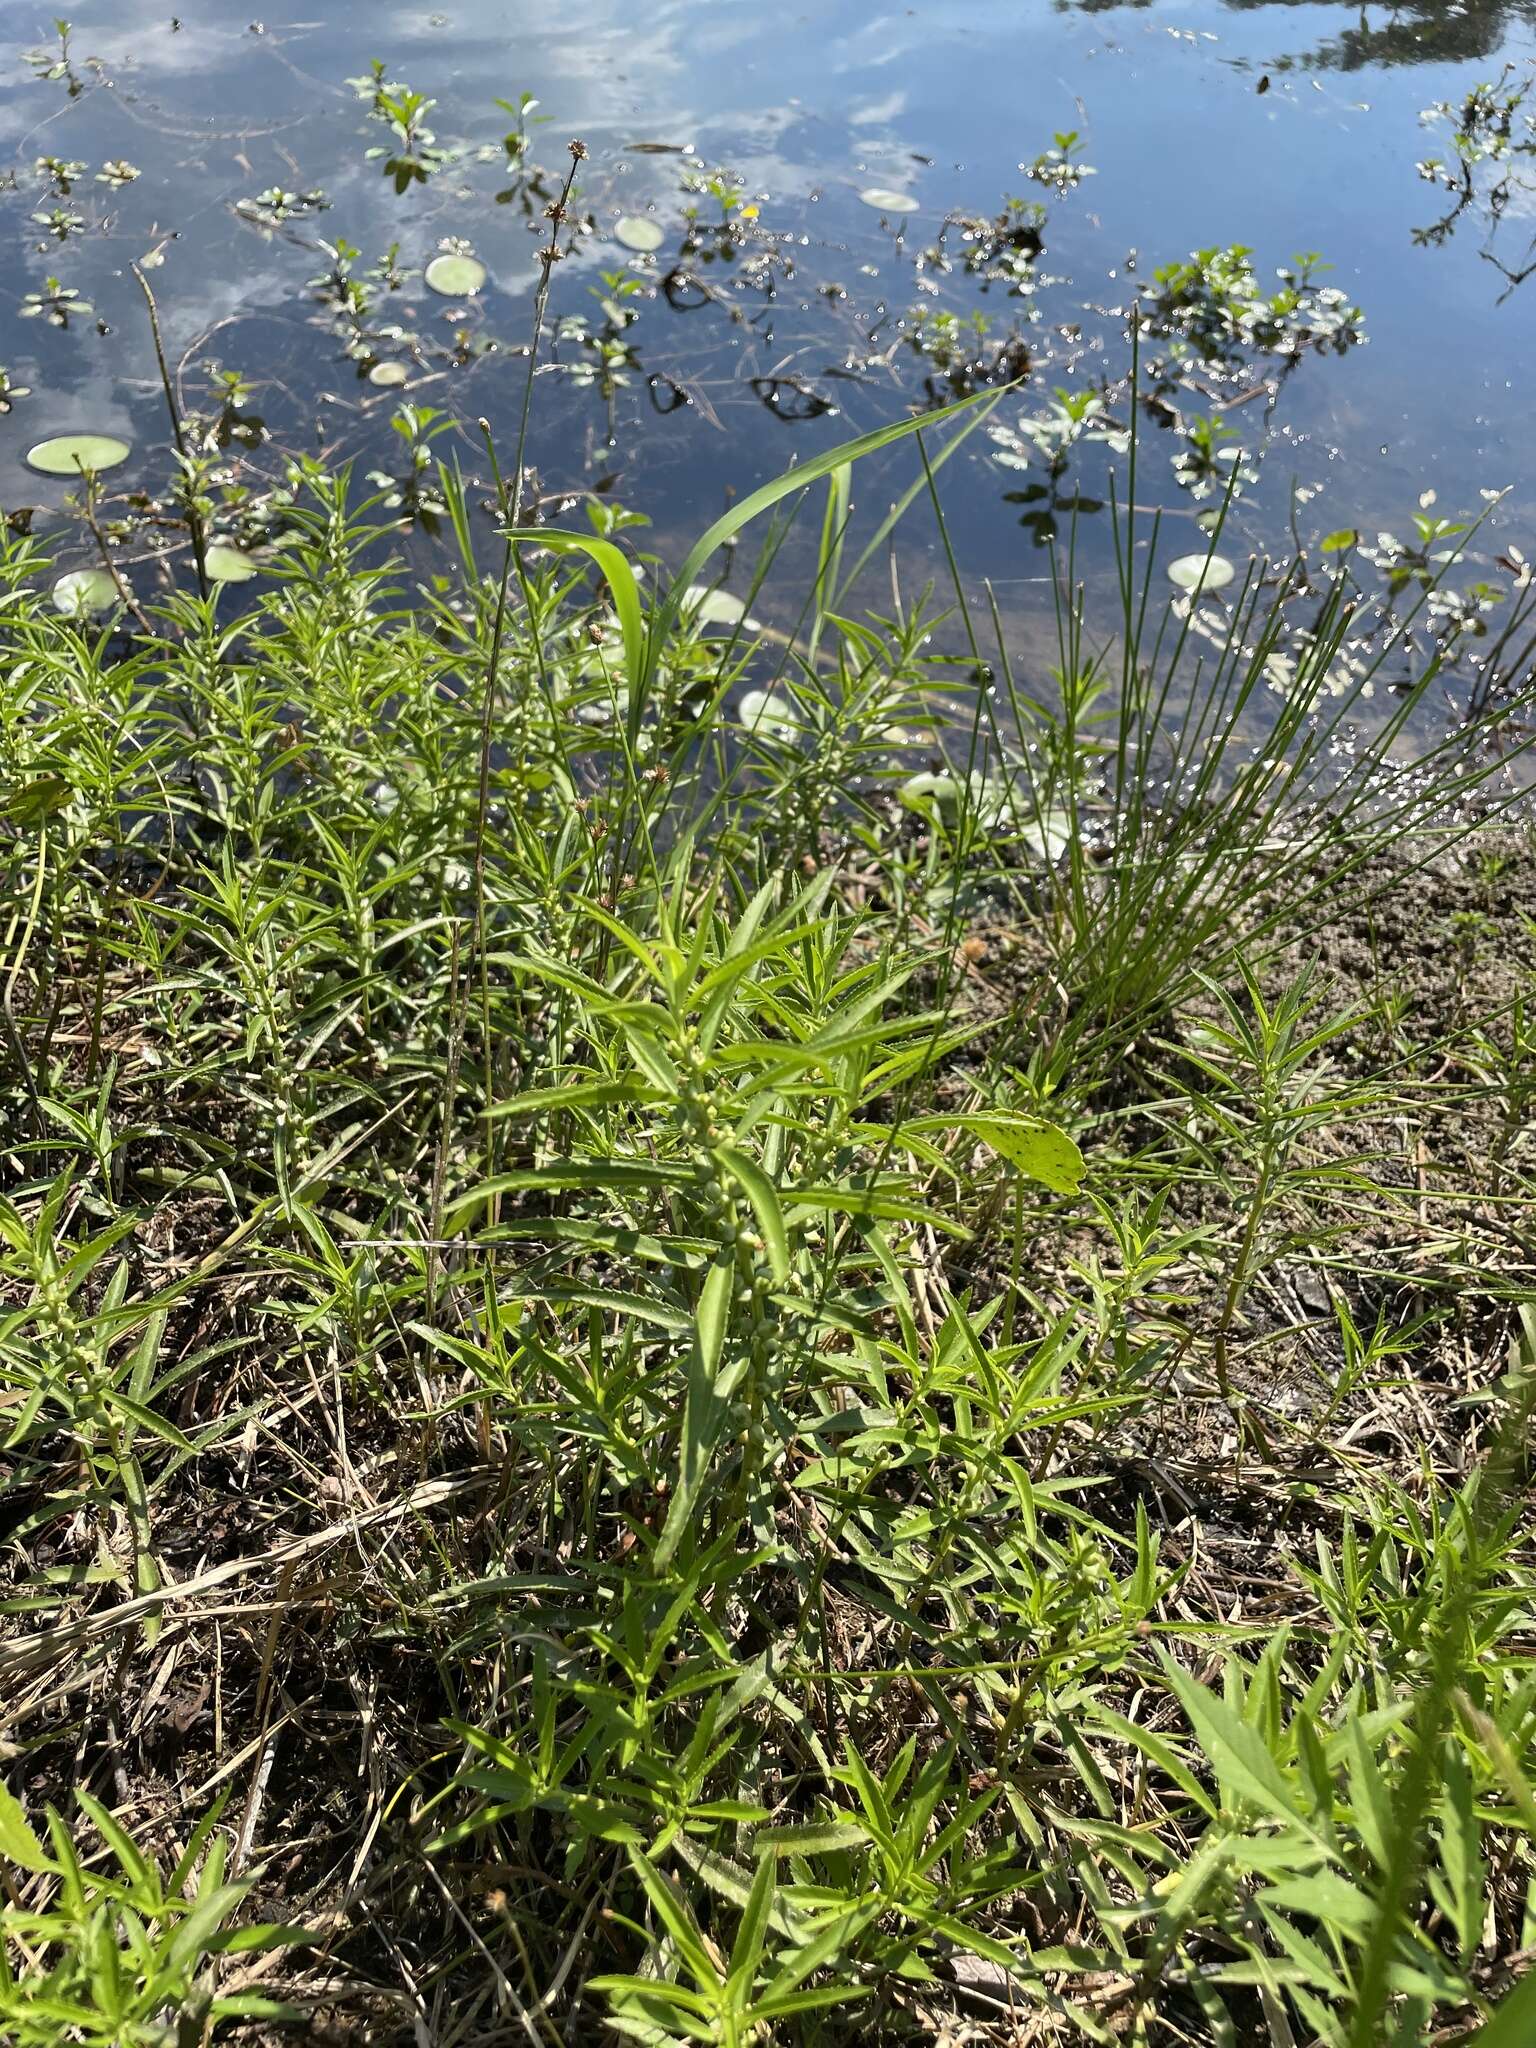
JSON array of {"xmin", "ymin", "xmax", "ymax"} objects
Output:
[{"xmin": 1, "ymin": 17, "xmax": 1536, "ymax": 2048}]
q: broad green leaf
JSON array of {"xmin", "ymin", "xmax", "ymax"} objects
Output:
[
  {"xmin": 1260, "ymin": 1872, "xmax": 1376, "ymax": 1935},
  {"xmin": 0, "ymin": 1778, "xmax": 50, "ymax": 1871},
  {"xmin": 906, "ymin": 1111, "xmax": 1084, "ymax": 1194},
  {"xmin": 496, "ymin": 530, "xmax": 647, "ymax": 706},
  {"xmin": 1470, "ymin": 1964, "xmax": 1536, "ymax": 2046},
  {"xmin": 1, "ymin": 775, "xmax": 72, "ymax": 824}
]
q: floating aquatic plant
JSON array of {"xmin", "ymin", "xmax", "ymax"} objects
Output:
[
  {"xmin": 20, "ymin": 278, "xmax": 91, "ymax": 328},
  {"xmin": 352, "ymin": 60, "xmax": 451, "ymax": 191},
  {"xmin": 204, "ymin": 544, "xmax": 258, "ymax": 583},
  {"xmin": 424, "ymin": 252, "xmax": 486, "ymax": 296},
  {"xmin": 35, "ymin": 155, "xmax": 86, "ymax": 194},
  {"xmin": 614, "ymin": 215, "xmax": 665, "ymax": 253},
  {"xmin": 737, "ymin": 689, "xmax": 803, "ymax": 742},
  {"xmin": 681, "ymin": 585, "xmax": 756, "ymax": 630},
  {"xmin": 26, "ymin": 432, "xmax": 130, "ymax": 477},
  {"xmin": 1167, "ymin": 550, "xmax": 1237, "ymax": 592},
  {"xmin": 51, "ymin": 566, "xmax": 121, "ymax": 616},
  {"xmin": 859, "ymin": 186, "xmax": 920, "ymax": 213}
]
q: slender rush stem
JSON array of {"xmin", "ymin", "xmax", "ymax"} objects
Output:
[
  {"xmin": 467, "ymin": 141, "xmax": 585, "ymax": 1157},
  {"xmin": 133, "ymin": 263, "xmax": 209, "ymax": 601},
  {"xmin": 426, "ymin": 916, "xmax": 464, "ymax": 1321}
]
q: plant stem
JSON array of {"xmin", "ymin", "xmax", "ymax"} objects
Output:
[
  {"xmin": 133, "ymin": 263, "xmax": 210, "ymax": 601},
  {"xmin": 467, "ymin": 142, "xmax": 585, "ymax": 1179}
]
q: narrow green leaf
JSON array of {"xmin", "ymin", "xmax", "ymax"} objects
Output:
[
  {"xmin": 754, "ymin": 1819, "xmax": 870, "ymax": 1857},
  {"xmin": 498, "ymin": 532, "xmax": 647, "ymax": 703},
  {"xmin": 1159, "ymin": 1654, "xmax": 1309, "ymax": 1830},
  {"xmin": 654, "ymin": 1254, "xmax": 736, "ymax": 1570},
  {"xmin": 714, "ymin": 1144, "xmax": 791, "ymax": 1283},
  {"xmin": 485, "ymin": 1079, "xmax": 658, "ymax": 1119}
]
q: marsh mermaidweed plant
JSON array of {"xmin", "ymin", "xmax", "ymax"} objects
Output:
[{"xmin": 0, "ymin": 385, "xmax": 1534, "ymax": 2047}]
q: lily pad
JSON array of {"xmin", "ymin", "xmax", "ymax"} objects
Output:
[
  {"xmin": 900, "ymin": 771, "xmax": 1005, "ymax": 826},
  {"xmin": 205, "ymin": 543, "xmax": 258, "ymax": 583},
  {"xmin": 27, "ymin": 432, "xmax": 131, "ymax": 478},
  {"xmin": 681, "ymin": 585, "xmax": 757, "ymax": 631},
  {"xmin": 52, "ymin": 567, "xmax": 122, "ymax": 616},
  {"xmin": 1020, "ymin": 810, "xmax": 1075, "ymax": 863},
  {"xmin": 738, "ymin": 690, "xmax": 804, "ymax": 742},
  {"xmin": 859, "ymin": 187, "xmax": 920, "ymax": 214},
  {"xmin": 899, "ymin": 771, "xmax": 964, "ymax": 818},
  {"xmin": 1167, "ymin": 551, "xmax": 1236, "ymax": 593},
  {"xmin": 368, "ymin": 361, "xmax": 410, "ymax": 388},
  {"xmin": 424, "ymin": 253, "xmax": 487, "ymax": 297},
  {"xmin": 614, "ymin": 215, "xmax": 665, "ymax": 253}
]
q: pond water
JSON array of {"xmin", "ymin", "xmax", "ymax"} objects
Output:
[{"xmin": 1, "ymin": 0, "xmax": 1533, "ymax": 688}]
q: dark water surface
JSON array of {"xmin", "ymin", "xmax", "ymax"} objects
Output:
[{"xmin": 1, "ymin": 0, "xmax": 1533, "ymax": 660}]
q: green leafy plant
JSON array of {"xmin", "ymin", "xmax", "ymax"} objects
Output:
[{"xmin": 0, "ymin": 1786, "xmax": 309, "ymax": 2044}]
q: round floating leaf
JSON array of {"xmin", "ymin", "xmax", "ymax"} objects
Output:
[
  {"xmin": 424, "ymin": 253, "xmax": 487, "ymax": 297},
  {"xmin": 1168, "ymin": 552, "xmax": 1236, "ymax": 593},
  {"xmin": 900, "ymin": 771, "xmax": 1006, "ymax": 826},
  {"xmin": 681, "ymin": 584, "xmax": 757, "ymax": 631},
  {"xmin": 1020, "ymin": 810, "xmax": 1075, "ymax": 863},
  {"xmin": 368, "ymin": 361, "xmax": 410, "ymax": 388},
  {"xmin": 614, "ymin": 215, "xmax": 665, "ymax": 253},
  {"xmin": 27, "ymin": 432, "xmax": 131, "ymax": 478},
  {"xmin": 52, "ymin": 567, "xmax": 122, "ymax": 617},
  {"xmin": 859, "ymin": 187, "xmax": 919, "ymax": 213},
  {"xmin": 205, "ymin": 544, "xmax": 258, "ymax": 583},
  {"xmin": 899, "ymin": 771, "xmax": 964, "ymax": 818},
  {"xmin": 738, "ymin": 690, "xmax": 804, "ymax": 742}
]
